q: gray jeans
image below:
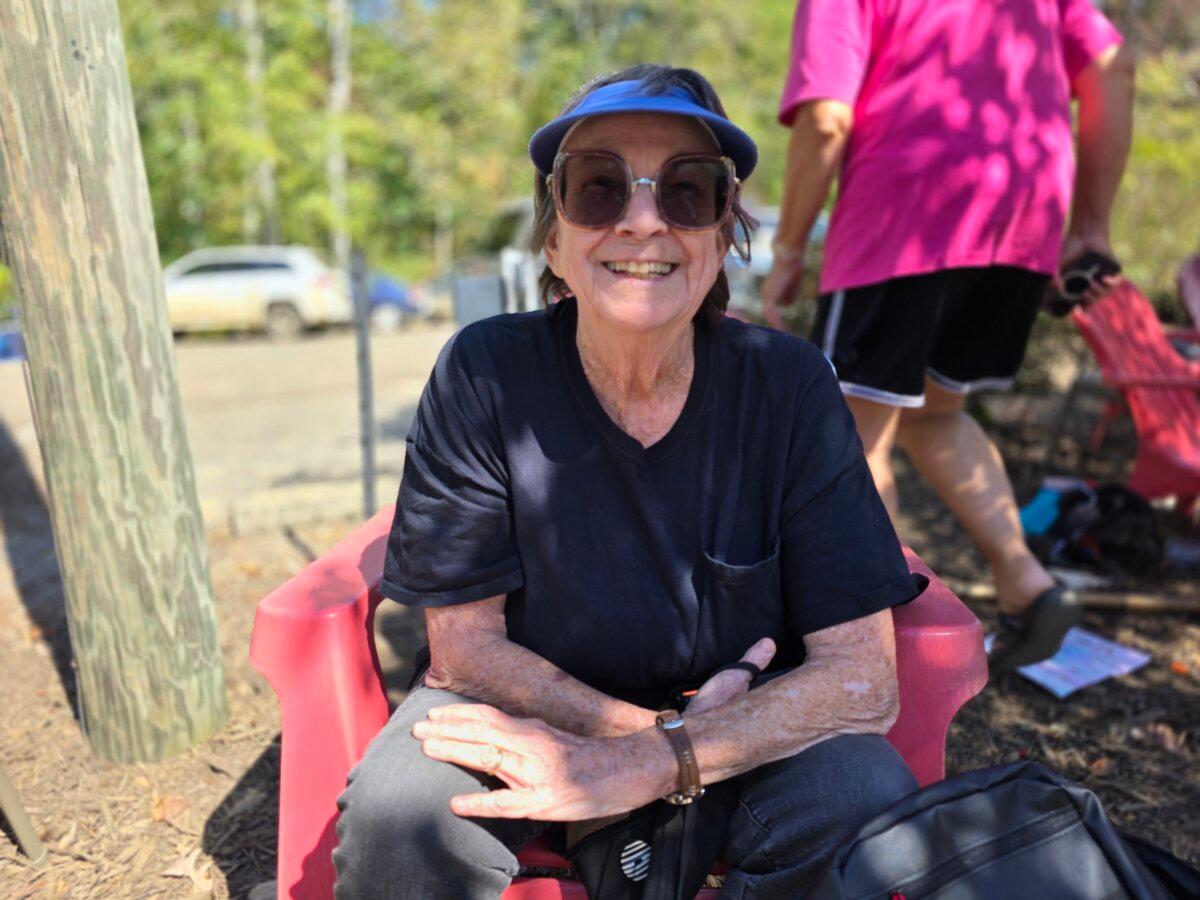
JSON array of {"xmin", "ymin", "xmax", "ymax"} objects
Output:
[{"xmin": 333, "ymin": 686, "xmax": 917, "ymax": 899}]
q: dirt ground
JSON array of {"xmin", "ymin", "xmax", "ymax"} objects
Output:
[{"xmin": 0, "ymin": 356, "xmax": 1197, "ymax": 897}]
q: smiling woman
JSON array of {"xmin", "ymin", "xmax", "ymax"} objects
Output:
[{"xmin": 332, "ymin": 65, "xmax": 926, "ymax": 900}]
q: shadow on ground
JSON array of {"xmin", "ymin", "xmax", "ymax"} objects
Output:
[
  {"xmin": 0, "ymin": 420, "xmax": 77, "ymax": 718},
  {"xmin": 201, "ymin": 601, "xmax": 425, "ymax": 894},
  {"xmin": 203, "ymin": 737, "xmax": 281, "ymax": 898}
]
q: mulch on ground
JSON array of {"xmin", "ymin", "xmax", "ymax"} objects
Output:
[{"xmin": 0, "ymin": 392, "xmax": 1196, "ymax": 898}]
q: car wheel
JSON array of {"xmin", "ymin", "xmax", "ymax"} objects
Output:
[
  {"xmin": 369, "ymin": 304, "xmax": 404, "ymax": 333},
  {"xmin": 265, "ymin": 302, "xmax": 304, "ymax": 340}
]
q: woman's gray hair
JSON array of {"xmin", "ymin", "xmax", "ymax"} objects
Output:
[{"xmin": 530, "ymin": 64, "xmax": 756, "ymax": 329}]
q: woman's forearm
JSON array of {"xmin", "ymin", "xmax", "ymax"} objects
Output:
[
  {"xmin": 774, "ymin": 100, "xmax": 853, "ymax": 250},
  {"xmin": 414, "ymin": 608, "xmax": 899, "ymax": 820},
  {"xmin": 623, "ymin": 610, "xmax": 900, "ymax": 798},
  {"xmin": 1068, "ymin": 43, "xmax": 1135, "ymax": 239},
  {"xmin": 425, "ymin": 599, "xmax": 656, "ymax": 738}
]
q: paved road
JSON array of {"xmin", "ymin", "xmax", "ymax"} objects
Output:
[{"xmin": 0, "ymin": 323, "xmax": 456, "ymax": 530}]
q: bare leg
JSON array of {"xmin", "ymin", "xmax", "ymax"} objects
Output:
[
  {"xmin": 896, "ymin": 379, "xmax": 1054, "ymax": 614},
  {"xmin": 844, "ymin": 395, "xmax": 902, "ymax": 521}
]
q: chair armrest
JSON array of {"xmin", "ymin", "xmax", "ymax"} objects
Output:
[
  {"xmin": 1101, "ymin": 373, "xmax": 1200, "ymax": 389},
  {"xmin": 250, "ymin": 506, "xmax": 396, "ymax": 900},
  {"xmin": 888, "ymin": 549, "xmax": 988, "ymax": 786},
  {"xmin": 1165, "ymin": 327, "xmax": 1200, "ymax": 344}
]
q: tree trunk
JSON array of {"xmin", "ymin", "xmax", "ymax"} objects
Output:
[
  {"xmin": 327, "ymin": 0, "xmax": 352, "ymax": 274},
  {"xmin": 0, "ymin": 0, "xmax": 228, "ymax": 763},
  {"xmin": 240, "ymin": 0, "xmax": 277, "ymax": 244}
]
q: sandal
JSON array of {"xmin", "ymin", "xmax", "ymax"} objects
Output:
[{"xmin": 989, "ymin": 585, "xmax": 1082, "ymax": 676}]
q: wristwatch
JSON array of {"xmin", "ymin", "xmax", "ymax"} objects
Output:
[{"xmin": 655, "ymin": 710, "xmax": 704, "ymax": 805}]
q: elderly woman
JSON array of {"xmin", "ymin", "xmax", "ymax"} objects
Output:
[{"xmin": 333, "ymin": 65, "xmax": 923, "ymax": 899}]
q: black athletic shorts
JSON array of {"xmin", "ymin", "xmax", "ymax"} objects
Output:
[{"xmin": 810, "ymin": 266, "xmax": 1049, "ymax": 408}]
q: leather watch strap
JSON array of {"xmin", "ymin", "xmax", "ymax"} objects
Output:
[{"xmin": 655, "ymin": 710, "xmax": 704, "ymax": 805}]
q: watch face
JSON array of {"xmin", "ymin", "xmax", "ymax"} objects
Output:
[{"xmin": 661, "ymin": 718, "xmax": 685, "ymax": 730}]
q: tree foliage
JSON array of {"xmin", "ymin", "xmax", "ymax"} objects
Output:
[
  {"xmin": 1112, "ymin": 49, "xmax": 1200, "ymax": 315},
  {"xmin": 116, "ymin": 0, "xmax": 1198, "ymax": 306},
  {"xmin": 117, "ymin": 0, "xmax": 796, "ymax": 277}
]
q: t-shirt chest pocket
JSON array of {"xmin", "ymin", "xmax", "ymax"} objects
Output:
[{"xmin": 692, "ymin": 536, "xmax": 784, "ymax": 675}]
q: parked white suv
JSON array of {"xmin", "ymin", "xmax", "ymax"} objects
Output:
[{"xmin": 162, "ymin": 246, "xmax": 352, "ymax": 338}]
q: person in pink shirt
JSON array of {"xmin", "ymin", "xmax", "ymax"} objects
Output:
[{"xmin": 763, "ymin": 0, "xmax": 1135, "ymax": 673}]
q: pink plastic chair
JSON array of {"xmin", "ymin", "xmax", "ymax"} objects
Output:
[
  {"xmin": 1072, "ymin": 281, "xmax": 1200, "ymax": 510},
  {"xmin": 250, "ymin": 506, "xmax": 987, "ymax": 899}
]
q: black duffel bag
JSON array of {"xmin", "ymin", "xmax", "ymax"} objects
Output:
[{"xmin": 809, "ymin": 760, "xmax": 1200, "ymax": 899}]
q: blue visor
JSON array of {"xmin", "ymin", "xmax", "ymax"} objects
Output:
[{"xmin": 528, "ymin": 80, "xmax": 758, "ymax": 180}]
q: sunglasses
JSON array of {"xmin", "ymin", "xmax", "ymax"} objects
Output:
[
  {"xmin": 1059, "ymin": 255, "xmax": 1121, "ymax": 300},
  {"xmin": 548, "ymin": 151, "xmax": 739, "ymax": 231}
]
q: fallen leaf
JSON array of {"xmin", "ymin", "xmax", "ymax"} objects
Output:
[
  {"xmin": 190, "ymin": 859, "xmax": 214, "ymax": 893},
  {"xmin": 161, "ymin": 848, "xmax": 213, "ymax": 892},
  {"xmin": 58, "ymin": 821, "xmax": 77, "ymax": 847},
  {"xmin": 151, "ymin": 793, "xmax": 189, "ymax": 822},
  {"xmin": 162, "ymin": 848, "xmax": 201, "ymax": 879},
  {"xmin": 1171, "ymin": 660, "xmax": 1191, "ymax": 676},
  {"xmin": 1088, "ymin": 756, "xmax": 1112, "ymax": 776},
  {"xmin": 238, "ymin": 561, "xmax": 263, "ymax": 577},
  {"xmin": 1145, "ymin": 722, "xmax": 1183, "ymax": 753}
]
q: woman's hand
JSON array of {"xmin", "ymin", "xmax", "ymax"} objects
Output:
[
  {"xmin": 687, "ymin": 637, "xmax": 776, "ymax": 715},
  {"xmin": 412, "ymin": 704, "xmax": 669, "ymax": 821},
  {"xmin": 762, "ymin": 256, "xmax": 806, "ymax": 331},
  {"xmin": 1057, "ymin": 233, "xmax": 1121, "ymax": 308},
  {"xmin": 411, "ymin": 637, "xmax": 776, "ymax": 820}
]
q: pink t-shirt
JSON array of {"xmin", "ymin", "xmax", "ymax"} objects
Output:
[{"xmin": 779, "ymin": 0, "xmax": 1122, "ymax": 293}]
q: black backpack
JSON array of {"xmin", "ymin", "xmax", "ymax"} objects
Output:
[
  {"xmin": 809, "ymin": 761, "xmax": 1200, "ymax": 899},
  {"xmin": 1030, "ymin": 483, "xmax": 1164, "ymax": 579}
]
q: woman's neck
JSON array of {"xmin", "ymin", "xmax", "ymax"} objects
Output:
[{"xmin": 575, "ymin": 306, "xmax": 694, "ymax": 406}]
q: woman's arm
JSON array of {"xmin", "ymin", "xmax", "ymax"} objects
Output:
[
  {"xmin": 424, "ymin": 595, "xmax": 656, "ymax": 738},
  {"xmin": 425, "ymin": 596, "xmax": 777, "ymax": 739},
  {"xmin": 414, "ymin": 607, "xmax": 898, "ymax": 820},
  {"xmin": 761, "ymin": 99, "xmax": 854, "ymax": 327},
  {"xmin": 1065, "ymin": 43, "xmax": 1135, "ymax": 254},
  {"xmin": 681, "ymin": 607, "xmax": 897, "ymax": 783}
]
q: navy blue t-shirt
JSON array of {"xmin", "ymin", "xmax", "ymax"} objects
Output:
[{"xmin": 381, "ymin": 299, "xmax": 924, "ymax": 705}]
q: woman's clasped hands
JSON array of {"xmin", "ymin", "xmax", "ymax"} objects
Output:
[{"xmin": 411, "ymin": 636, "xmax": 776, "ymax": 821}]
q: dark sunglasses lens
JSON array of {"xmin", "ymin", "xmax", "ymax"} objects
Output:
[
  {"xmin": 558, "ymin": 155, "xmax": 629, "ymax": 227},
  {"xmin": 659, "ymin": 159, "xmax": 730, "ymax": 228}
]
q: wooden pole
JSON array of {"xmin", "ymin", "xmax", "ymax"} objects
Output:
[
  {"xmin": 947, "ymin": 580, "xmax": 1200, "ymax": 614},
  {"xmin": 0, "ymin": 0, "xmax": 228, "ymax": 762}
]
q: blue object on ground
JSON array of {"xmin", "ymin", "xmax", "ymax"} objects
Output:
[{"xmin": 1020, "ymin": 488, "xmax": 1062, "ymax": 536}]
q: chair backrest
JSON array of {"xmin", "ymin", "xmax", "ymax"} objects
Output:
[{"xmin": 1072, "ymin": 280, "xmax": 1200, "ymax": 455}]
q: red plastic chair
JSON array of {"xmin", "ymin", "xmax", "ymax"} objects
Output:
[
  {"xmin": 250, "ymin": 507, "xmax": 987, "ymax": 899},
  {"xmin": 1072, "ymin": 281, "xmax": 1200, "ymax": 510}
]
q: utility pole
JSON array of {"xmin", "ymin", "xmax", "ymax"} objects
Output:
[
  {"xmin": 0, "ymin": 0, "xmax": 228, "ymax": 762},
  {"xmin": 351, "ymin": 249, "xmax": 376, "ymax": 519}
]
